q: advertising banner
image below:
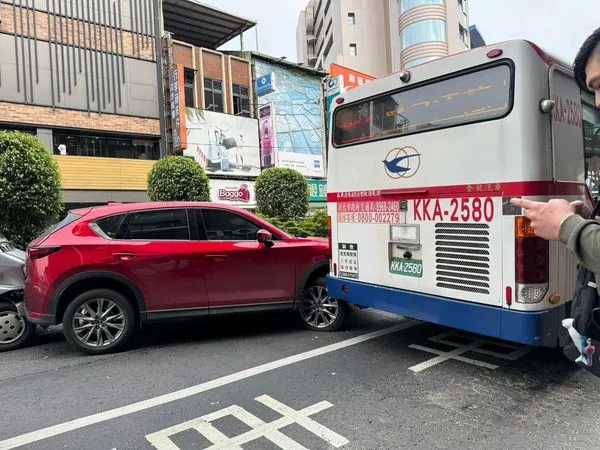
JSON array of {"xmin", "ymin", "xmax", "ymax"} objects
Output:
[
  {"xmin": 308, "ymin": 180, "xmax": 327, "ymax": 202},
  {"xmin": 258, "ymin": 103, "xmax": 276, "ymax": 169},
  {"xmin": 255, "ymin": 59, "xmax": 325, "ymax": 178},
  {"xmin": 210, "ymin": 179, "xmax": 256, "ymax": 208},
  {"xmin": 183, "ymin": 108, "xmax": 261, "ymax": 177},
  {"xmin": 329, "ymin": 63, "xmax": 376, "ymax": 90},
  {"xmin": 256, "ymin": 73, "xmax": 276, "ymax": 96},
  {"xmin": 170, "ymin": 64, "xmax": 187, "ymax": 152}
]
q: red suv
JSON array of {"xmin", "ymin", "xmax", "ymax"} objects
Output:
[{"xmin": 24, "ymin": 202, "xmax": 347, "ymax": 354}]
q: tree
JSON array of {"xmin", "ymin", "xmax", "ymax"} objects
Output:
[
  {"xmin": 255, "ymin": 168, "xmax": 309, "ymax": 221},
  {"xmin": 147, "ymin": 156, "xmax": 210, "ymax": 202},
  {"xmin": 0, "ymin": 131, "xmax": 63, "ymax": 247}
]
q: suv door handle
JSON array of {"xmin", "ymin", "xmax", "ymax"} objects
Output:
[
  {"xmin": 206, "ymin": 254, "xmax": 228, "ymax": 262},
  {"xmin": 113, "ymin": 252, "xmax": 136, "ymax": 261}
]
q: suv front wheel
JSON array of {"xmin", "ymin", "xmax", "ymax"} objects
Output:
[
  {"xmin": 62, "ymin": 289, "xmax": 135, "ymax": 355},
  {"xmin": 298, "ymin": 277, "xmax": 347, "ymax": 332}
]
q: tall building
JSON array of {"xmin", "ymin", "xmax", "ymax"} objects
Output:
[{"xmin": 296, "ymin": 0, "xmax": 471, "ymax": 77}]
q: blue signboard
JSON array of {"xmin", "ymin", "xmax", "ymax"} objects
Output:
[{"xmin": 256, "ymin": 73, "xmax": 275, "ymax": 96}]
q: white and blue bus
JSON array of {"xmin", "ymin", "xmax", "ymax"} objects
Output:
[{"xmin": 326, "ymin": 39, "xmax": 600, "ymax": 346}]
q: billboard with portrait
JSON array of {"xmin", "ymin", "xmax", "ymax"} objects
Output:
[{"xmin": 183, "ymin": 108, "xmax": 261, "ymax": 177}]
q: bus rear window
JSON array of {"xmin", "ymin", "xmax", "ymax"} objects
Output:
[{"xmin": 333, "ymin": 64, "xmax": 512, "ymax": 146}]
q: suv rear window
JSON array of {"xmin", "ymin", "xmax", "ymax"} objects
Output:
[
  {"xmin": 121, "ymin": 209, "xmax": 190, "ymax": 241},
  {"xmin": 91, "ymin": 214, "xmax": 126, "ymax": 239}
]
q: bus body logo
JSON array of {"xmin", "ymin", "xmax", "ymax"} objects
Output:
[{"xmin": 383, "ymin": 147, "xmax": 421, "ymax": 179}]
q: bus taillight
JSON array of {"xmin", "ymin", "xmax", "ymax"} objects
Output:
[{"xmin": 514, "ymin": 216, "xmax": 549, "ymax": 303}]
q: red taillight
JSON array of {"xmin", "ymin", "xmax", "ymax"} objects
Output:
[
  {"xmin": 515, "ymin": 217, "xmax": 548, "ymax": 284},
  {"xmin": 505, "ymin": 286, "xmax": 513, "ymax": 306},
  {"xmin": 28, "ymin": 246, "xmax": 61, "ymax": 259}
]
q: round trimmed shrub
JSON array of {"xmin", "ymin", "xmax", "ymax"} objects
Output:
[
  {"xmin": 147, "ymin": 156, "xmax": 210, "ymax": 201},
  {"xmin": 0, "ymin": 131, "xmax": 63, "ymax": 247},
  {"xmin": 255, "ymin": 168, "xmax": 309, "ymax": 221}
]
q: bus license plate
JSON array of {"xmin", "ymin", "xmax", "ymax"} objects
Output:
[{"xmin": 389, "ymin": 258, "xmax": 423, "ymax": 278}]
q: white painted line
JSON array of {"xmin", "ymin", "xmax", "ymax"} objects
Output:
[
  {"xmin": 408, "ymin": 339, "xmax": 489, "ymax": 372},
  {"xmin": 409, "ymin": 344, "xmax": 499, "ymax": 370},
  {"xmin": 428, "ymin": 331, "xmax": 533, "ymax": 361},
  {"xmin": 0, "ymin": 321, "xmax": 417, "ymax": 450}
]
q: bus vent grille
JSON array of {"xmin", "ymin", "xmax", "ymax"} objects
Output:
[{"xmin": 434, "ymin": 223, "xmax": 490, "ymax": 295}]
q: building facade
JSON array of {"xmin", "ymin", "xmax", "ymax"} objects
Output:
[
  {"xmin": 296, "ymin": 0, "xmax": 471, "ymax": 77},
  {"xmin": 0, "ymin": 0, "xmax": 162, "ymax": 206}
]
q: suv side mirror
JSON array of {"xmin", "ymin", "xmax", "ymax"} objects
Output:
[{"xmin": 257, "ymin": 229, "xmax": 274, "ymax": 248}]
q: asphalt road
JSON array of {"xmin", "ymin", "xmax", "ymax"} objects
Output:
[{"xmin": 1, "ymin": 309, "xmax": 599, "ymax": 450}]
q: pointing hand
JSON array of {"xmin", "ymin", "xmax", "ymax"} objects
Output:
[{"xmin": 510, "ymin": 198, "xmax": 576, "ymax": 240}]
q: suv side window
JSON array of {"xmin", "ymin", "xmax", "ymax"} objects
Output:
[
  {"xmin": 91, "ymin": 214, "xmax": 126, "ymax": 239},
  {"xmin": 121, "ymin": 209, "xmax": 190, "ymax": 241},
  {"xmin": 200, "ymin": 209, "xmax": 261, "ymax": 241}
]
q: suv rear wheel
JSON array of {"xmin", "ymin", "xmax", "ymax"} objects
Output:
[
  {"xmin": 62, "ymin": 289, "xmax": 135, "ymax": 355},
  {"xmin": 298, "ymin": 277, "xmax": 347, "ymax": 332}
]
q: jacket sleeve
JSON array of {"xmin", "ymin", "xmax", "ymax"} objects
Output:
[{"xmin": 559, "ymin": 215, "xmax": 600, "ymax": 273}]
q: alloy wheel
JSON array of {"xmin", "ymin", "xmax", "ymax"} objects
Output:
[
  {"xmin": 71, "ymin": 298, "xmax": 126, "ymax": 348},
  {"xmin": 0, "ymin": 310, "xmax": 27, "ymax": 344},
  {"xmin": 300, "ymin": 285, "xmax": 339, "ymax": 329}
]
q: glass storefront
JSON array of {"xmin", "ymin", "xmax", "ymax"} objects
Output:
[{"xmin": 53, "ymin": 133, "xmax": 160, "ymax": 160}]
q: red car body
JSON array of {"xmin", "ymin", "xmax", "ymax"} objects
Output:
[{"xmin": 24, "ymin": 202, "xmax": 337, "ymax": 353}]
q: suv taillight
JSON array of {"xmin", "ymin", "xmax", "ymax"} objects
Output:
[
  {"xmin": 28, "ymin": 246, "xmax": 61, "ymax": 259},
  {"xmin": 515, "ymin": 217, "xmax": 548, "ymax": 303}
]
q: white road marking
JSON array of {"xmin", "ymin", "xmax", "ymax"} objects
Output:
[
  {"xmin": 146, "ymin": 395, "xmax": 348, "ymax": 450},
  {"xmin": 408, "ymin": 331, "xmax": 533, "ymax": 372},
  {"xmin": 0, "ymin": 320, "xmax": 417, "ymax": 450}
]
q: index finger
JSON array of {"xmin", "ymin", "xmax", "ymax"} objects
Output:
[{"xmin": 510, "ymin": 198, "xmax": 542, "ymax": 209}]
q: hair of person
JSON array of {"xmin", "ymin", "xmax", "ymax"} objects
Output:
[{"xmin": 573, "ymin": 27, "xmax": 600, "ymax": 92}]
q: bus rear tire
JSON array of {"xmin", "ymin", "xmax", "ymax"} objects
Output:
[{"xmin": 298, "ymin": 277, "xmax": 348, "ymax": 332}]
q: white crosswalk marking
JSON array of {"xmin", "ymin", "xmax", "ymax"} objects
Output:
[
  {"xmin": 408, "ymin": 331, "xmax": 533, "ymax": 372},
  {"xmin": 145, "ymin": 395, "xmax": 349, "ymax": 450}
]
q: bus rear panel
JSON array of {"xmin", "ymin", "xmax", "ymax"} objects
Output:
[{"xmin": 326, "ymin": 40, "xmax": 597, "ymax": 347}]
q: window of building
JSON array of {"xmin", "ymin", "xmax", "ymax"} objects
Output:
[
  {"xmin": 323, "ymin": 35, "xmax": 334, "ymax": 60},
  {"xmin": 458, "ymin": 0, "xmax": 467, "ymax": 14},
  {"xmin": 403, "ymin": 56, "xmax": 440, "ymax": 69},
  {"xmin": 121, "ymin": 209, "xmax": 190, "ymax": 241},
  {"xmin": 349, "ymin": 43, "xmax": 357, "ymax": 56},
  {"xmin": 399, "ymin": 0, "xmax": 444, "ymax": 13},
  {"xmin": 204, "ymin": 78, "xmax": 224, "ymax": 113},
  {"xmin": 232, "ymin": 84, "xmax": 251, "ymax": 117},
  {"xmin": 53, "ymin": 133, "xmax": 160, "ymax": 160},
  {"xmin": 333, "ymin": 64, "xmax": 512, "ymax": 147},
  {"xmin": 347, "ymin": 13, "xmax": 355, "ymax": 25},
  {"xmin": 184, "ymin": 68, "xmax": 196, "ymax": 108},
  {"xmin": 400, "ymin": 19, "xmax": 447, "ymax": 49},
  {"xmin": 200, "ymin": 209, "xmax": 261, "ymax": 241},
  {"xmin": 459, "ymin": 23, "xmax": 469, "ymax": 44},
  {"xmin": 324, "ymin": 0, "xmax": 332, "ymax": 17}
]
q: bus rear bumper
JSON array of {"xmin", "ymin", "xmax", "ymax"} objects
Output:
[{"xmin": 327, "ymin": 276, "xmax": 564, "ymax": 347}]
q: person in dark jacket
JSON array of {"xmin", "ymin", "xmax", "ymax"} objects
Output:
[{"xmin": 511, "ymin": 27, "xmax": 600, "ymax": 281}]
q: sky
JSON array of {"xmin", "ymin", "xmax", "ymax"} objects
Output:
[{"xmin": 201, "ymin": 0, "xmax": 600, "ymax": 65}]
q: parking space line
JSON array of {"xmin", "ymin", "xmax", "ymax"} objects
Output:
[
  {"xmin": 0, "ymin": 320, "xmax": 418, "ymax": 450},
  {"xmin": 408, "ymin": 330, "xmax": 533, "ymax": 372}
]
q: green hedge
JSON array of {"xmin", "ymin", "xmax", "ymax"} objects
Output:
[
  {"xmin": 255, "ymin": 168, "xmax": 309, "ymax": 221},
  {"xmin": 258, "ymin": 209, "xmax": 328, "ymax": 238},
  {"xmin": 0, "ymin": 131, "xmax": 63, "ymax": 247},
  {"xmin": 147, "ymin": 156, "xmax": 210, "ymax": 201}
]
